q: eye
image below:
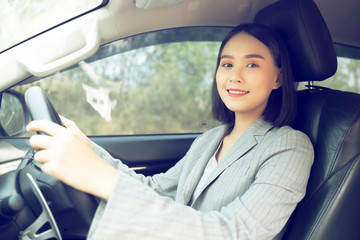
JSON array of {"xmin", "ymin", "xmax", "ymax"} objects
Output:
[
  {"xmin": 246, "ymin": 63, "xmax": 259, "ymax": 68},
  {"xmin": 221, "ymin": 63, "xmax": 233, "ymax": 68}
]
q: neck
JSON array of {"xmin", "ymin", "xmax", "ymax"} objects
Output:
[{"xmin": 229, "ymin": 113, "xmax": 261, "ymax": 138}]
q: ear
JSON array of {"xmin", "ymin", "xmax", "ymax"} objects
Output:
[{"xmin": 273, "ymin": 70, "xmax": 282, "ymax": 89}]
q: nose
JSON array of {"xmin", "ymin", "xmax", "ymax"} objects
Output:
[
  {"xmin": 230, "ymin": 79, "xmax": 241, "ymax": 83},
  {"xmin": 229, "ymin": 67, "xmax": 243, "ymax": 83}
]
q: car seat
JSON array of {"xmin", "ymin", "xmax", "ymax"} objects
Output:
[{"xmin": 254, "ymin": 0, "xmax": 360, "ymax": 239}]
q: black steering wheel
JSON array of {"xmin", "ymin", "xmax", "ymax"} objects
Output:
[{"xmin": 17, "ymin": 86, "xmax": 98, "ymax": 239}]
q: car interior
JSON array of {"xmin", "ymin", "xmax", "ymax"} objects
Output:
[{"xmin": 0, "ymin": 0, "xmax": 359, "ymax": 239}]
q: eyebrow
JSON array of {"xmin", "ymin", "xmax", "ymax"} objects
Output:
[{"xmin": 220, "ymin": 54, "xmax": 265, "ymax": 60}]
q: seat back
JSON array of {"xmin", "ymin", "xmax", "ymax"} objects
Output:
[
  {"xmin": 287, "ymin": 88, "xmax": 360, "ymax": 240},
  {"xmin": 254, "ymin": 0, "xmax": 360, "ymax": 239}
]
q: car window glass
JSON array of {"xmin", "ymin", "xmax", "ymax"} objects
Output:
[
  {"xmin": 13, "ymin": 27, "xmax": 230, "ymax": 136},
  {"xmin": 314, "ymin": 57, "xmax": 360, "ymax": 93},
  {"xmin": 0, "ymin": 0, "xmax": 105, "ymax": 52}
]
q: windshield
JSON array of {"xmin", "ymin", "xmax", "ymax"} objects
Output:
[{"xmin": 0, "ymin": 0, "xmax": 105, "ymax": 53}]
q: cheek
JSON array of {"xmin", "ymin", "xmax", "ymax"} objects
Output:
[
  {"xmin": 249, "ymin": 77, "xmax": 276, "ymax": 98},
  {"xmin": 215, "ymin": 69, "xmax": 226, "ymax": 86},
  {"xmin": 257, "ymin": 71, "xmax": 279, "ymax": 90},
  {"xmin": 215, "ymin": 72, "xmax": 227, "ymax": 99}
]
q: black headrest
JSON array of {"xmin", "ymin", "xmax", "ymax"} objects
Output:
[{"xmin": 254, "ymin": 0, "xmax": 337, "ymax": 82}]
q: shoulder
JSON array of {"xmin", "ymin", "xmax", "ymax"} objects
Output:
[
  {"xmin": 254, "ymin": 125, "xmax": 314, "ymax": 184},
  {"xmin": 270, "ymin": 125, "xmax": 312, "ymax": 147},
  {"xmin": 251, "ymin": 117, "xmax": 313, "ymax": 150},
  {"xmin": 259, "ymin": 125, "xmax": 314, "ymax": 162}
]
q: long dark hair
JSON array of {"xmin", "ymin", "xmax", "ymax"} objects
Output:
[{"xmin": 211, "ymin": 23, "xmax": 296, "ymax": 128}]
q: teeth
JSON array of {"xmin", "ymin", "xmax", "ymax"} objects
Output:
[{"xmin": 228, "ymin": 90, "xmax": 248, "ymax": 94}]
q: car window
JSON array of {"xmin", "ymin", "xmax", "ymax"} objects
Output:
[
  {"xmin": 13, "ymin": 27, "xmax": 230, "ymax": 136},
  {"xmin": 0, "ymin": 0, "xmax": 106, "ymax": 53}
]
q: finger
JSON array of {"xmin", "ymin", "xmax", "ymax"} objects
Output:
[
  {"xmin": 59, "ymin": 116, "xmax": 82, "ymax": 135},
  {"xmin": 60, "ymin": 115, "xmax": 76, "ymax": 130},
  {"xmin": 27, "ymin": 120, "xmax": 66, "ymax": 136},
  {"xmin": 58, "ymin": 116, "xmax": 92, "ymax": 147},
  {"xmin": 40, "ymin": 162, "xmax": 54, "ymax": 176},
  {"xmin": 36, "ymin": 155, "xmax": 62, "ymax": 181},
  {"xmin": 38, "ymin": 159, "xmax": 57, "ymax": 177},
  {"xmin": 33, "ymin": 149, "xmax": 51, "ymax": 164},
  {"xmin": 29, "ymin": 134, "xmax": 54, "ymax": 150},
  {"xmin": 59, "ymin": 115, "xmax": 70, "ymax": 127}
]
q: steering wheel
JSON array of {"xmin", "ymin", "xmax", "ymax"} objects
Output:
[{"xmin": 18, "ymin": 86, "xmax": 98, "ymax": 239}]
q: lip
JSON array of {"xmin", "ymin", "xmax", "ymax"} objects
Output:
[{"xmin": 227, "ymin": 88, "xmax": 250, "ymax": 97}]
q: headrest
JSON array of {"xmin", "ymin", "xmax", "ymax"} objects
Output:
[{"xmin": 254, "ymin": 0, "xmax": 337, "ymax": 82}]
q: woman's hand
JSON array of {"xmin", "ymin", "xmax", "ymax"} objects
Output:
[
  {"xmin": 59, "ymin": 115, "xmax": 93, "ymax": 148},
  {"xmin": 26, "ymin": 119, "xmax": 118, "ymax": 201}
]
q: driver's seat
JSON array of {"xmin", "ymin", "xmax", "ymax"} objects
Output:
[{"xmin": 255, "ymin": 0, "xmax": 360, "ymax": 239}]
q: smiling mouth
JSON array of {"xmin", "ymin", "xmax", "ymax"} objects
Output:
[{"xmin": 227, "ymin": 90, "xmax": 250, "ymax": 95}]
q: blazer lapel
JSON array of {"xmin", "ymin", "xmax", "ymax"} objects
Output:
[
  {"xmin": 181, "ymin": 125, "xmax": 229, "ymax": 205},
  {"xmin": 190, "ymin": 118, "xmax": 273, "ymax": 206}
]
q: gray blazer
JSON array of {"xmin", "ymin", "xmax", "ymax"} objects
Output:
[{"xmin": 88, "ymin": 118, "xmax": 314, "ymax": 240}]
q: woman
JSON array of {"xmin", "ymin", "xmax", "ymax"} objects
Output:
[{"xmin": 27, "ymin": 24, "xmax": 314, "ymax": 239}]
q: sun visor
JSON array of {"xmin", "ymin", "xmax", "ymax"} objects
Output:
[{"xmin": 135, "ymin": 0, "xmax": 184, "ymax": 9}]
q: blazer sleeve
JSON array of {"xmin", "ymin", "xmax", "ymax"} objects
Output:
[
  {"xmin": 91, "ymin": 142, "xmax": 185, "ymax": 199},
  {"xmin": 87, "ymin": 130, "xmax": 314, "ymax": 240}
]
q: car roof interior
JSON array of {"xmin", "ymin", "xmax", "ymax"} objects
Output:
[{"xmin": 103, "ymin": 0, "xmax": 360, "ymax": 48}]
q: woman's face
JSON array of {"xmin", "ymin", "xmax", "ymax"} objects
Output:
[{"xmin": 216, "ymin": 32, "xmax": 281, "ymax": 121}]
